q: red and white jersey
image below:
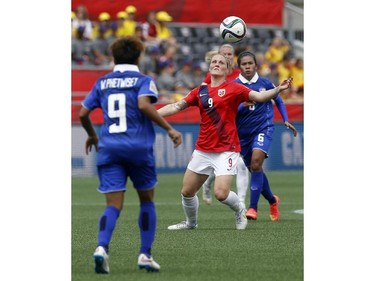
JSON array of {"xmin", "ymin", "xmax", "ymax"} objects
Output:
[{"xmin": 184, "ymin": 81, "xmax": 251, "ymax": 152}]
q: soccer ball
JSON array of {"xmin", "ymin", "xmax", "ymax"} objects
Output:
[{"xmin": 219, "ymin": 16, "xmax": 247, "ymax": 43}]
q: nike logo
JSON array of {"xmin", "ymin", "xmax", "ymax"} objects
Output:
[{"xmin": 199, "ymin": 93, "xmax": 207, "ymax": 96}]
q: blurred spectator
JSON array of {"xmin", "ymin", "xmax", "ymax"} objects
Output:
[
  {"xmin": 91, "ymin": 23, "xmax": 111, "ymax": 67},
  {"xmin": 122, "ymin": 5, "xmax": 138, "ymax": 36},
  {"xmin": 254, "ymin": 52, "xmax": 270, "ymax": 76},
  {"xmin": 155, "ymin": 11, "xmax": 178, "ymax": 50},
  {"xmin": 277, "ymin": 55, "xmax": 293, "ymax": 99},
  {"xmin": 265, "ymin": 63, "xmax": 280, "ymax": 87},
  {"xmin": 158, "ymin": 44, "xmax": 178, "ymax": 68},
  {"xmin": 264, "ymin": 36, "xmax": 290, "ymax": 64},
  {"xmin": 72, "ymin": 26, "xmax": 94, "ymax": 66},
  {"xmin": 71, "ymin": 11, "xmax": 76, "ymax": 38},
  {"xmin": 192, "ymin": 62, "xmax": 206, "ymax": 87},
  {"xmin": 290, "ymin": 58, "xmax": 304, "ymax": 99},
  {"xmin": 139, "ymin": 45, "xmax": 161, "ymax": 80},
  {"xmin": 175, "ymin": 59, "xmax": 195, "ymax": 93},
  {"xmin": 115, "ymin": 11, "xmax": 128, "ymax": 37},
  {"xmin": 92, "ymin": 12, "xmax": 112, "ymax": 39},
  {"xmin": 142, "ymin": 11, "xmax": 158, "ymax": 44},
  {"xmin": 72, "ymin": 5, "xmax": 93, "ymax": 39},
  {"xmin": 106, "ymin": 21, "xmax": 118, "ymax": 46},
  {"xmin": 155, "ymin": 60, "xmax": 177, "ymax": 100},
  {"xmin": 277, "ymin": 55, "xmax": 292, "ymax": 84},
  {"xmin": 134, "ymin": 24, "xmax": 146, "ymax": 43}
]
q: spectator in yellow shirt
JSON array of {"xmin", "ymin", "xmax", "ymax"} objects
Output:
[
  {"xmin": 92, "ymin": 12, "xmax": 112, "ymax": 39},
  {"xmin": 122, "ymin": 5, "xmax": 138, "ymax": 36},
  {"xmin": 155, "ymin": 11, "xmax": 178, "ymax": 49},
  {"xmin": 115, "ymin": 11, "xmax": 127, "ymax": 38},
  {"xmin": 265, "ymin": 36, "xmax": 290, "ymax": 64},
  {"xmin": 290, "ymin": 58, "xmax": 304, "ymax": 99}
]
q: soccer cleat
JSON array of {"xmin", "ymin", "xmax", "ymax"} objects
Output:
[
  {"xmin": 167, "ymin": 221, "xmax": 198, "ymax": 230},
  {"xmin": 235, "ymin": 202, "xmax": 248, "ymax": 230},
  {"xmin": 246, "ymin": 208, "xmax": 258, "ymax": 220},
  {"xmin": 93, "ymin": 246, "xmax": 109, "ymax": 274},
  {"xmin": 202, "ymin": 185, "xmax": 212, "ymax": 205},
  {"xmin": 269, "ymin": 195, "xmax": 280, "ymax": 221},
  {"xmin": 138, "ymin": 253, "xmax": 160, "ymax": 272}
]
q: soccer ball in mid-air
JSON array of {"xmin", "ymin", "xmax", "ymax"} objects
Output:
[{"xmin": 219, "ymin": 16, "xmax": 247, "ymax": 43}]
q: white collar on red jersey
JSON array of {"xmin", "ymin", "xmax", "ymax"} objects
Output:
[{"xmin": 113, "ymin": 64, "xmax": 140, "ymax": 72}]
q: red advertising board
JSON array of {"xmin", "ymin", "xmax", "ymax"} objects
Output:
[
  {"xmin": 71, "ymin": 69, "xmax": 303, "ymax": 124},
  {"xmin": 71, "ymin": 0, "xmax": 283, "ymax": 25}
]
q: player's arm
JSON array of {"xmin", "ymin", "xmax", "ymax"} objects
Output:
[
  {"xmin": 79, "ymin": 106, "xmax": 99, "ymax": 154},
  {"xmin": 273, "ymin": 95, "xmax": 298, "ymax": 137},
  {"xmin": 249, "ymin": 77, "xmax": 293, "ymax": 103},
  {"xmin": 139, "ymin": 96, "xmax": 182, "ymax": 148},
  {"xmin": 157, "ymin": 99, "xmax": 189, "ymax": 117}
]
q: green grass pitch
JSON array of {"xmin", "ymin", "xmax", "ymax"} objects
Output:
[{"xmin": 72, "ymin": 171, "xmax": 303, "ymax": 281}]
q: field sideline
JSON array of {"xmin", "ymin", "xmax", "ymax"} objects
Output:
[{"xmin": 72, "ymin": 171, "xmax": 303, "ymax": 281}]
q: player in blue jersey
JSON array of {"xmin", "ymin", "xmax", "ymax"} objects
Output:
[
  {"xmin": 235, "ymin": 51, "xmax": 297, "ymax": 221},
  {"xmin": 79, "ymin": 36, "xmax": 182, "ymax": 274}
]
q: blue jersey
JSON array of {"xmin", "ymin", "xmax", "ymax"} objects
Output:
[
  {"xmin": 235, "ymin": 73, "xmax": 289, "ymax": 151},
  {"xmin": 82, "ymin": 64, "xmax": 159, "ymax": 166}
]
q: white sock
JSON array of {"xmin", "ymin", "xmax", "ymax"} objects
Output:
[
  {"xmin": 236, "ymin": 160, "xmax": 249, "ymax": 203},
  {"xmin": 182, "ymin": 194, "xmax": 199, "ymax": 226},
  {"xmin": 220, "ymin": 191, "xmax": 241, "ymax": 212},
  {"xmin": 202, "ymin": 173, "xmax": 215, "ymax": 189}
]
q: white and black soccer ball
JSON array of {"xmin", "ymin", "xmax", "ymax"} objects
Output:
[{"xmin": 219, "ymin": 16, "xmax": 247, "ymax": 43}]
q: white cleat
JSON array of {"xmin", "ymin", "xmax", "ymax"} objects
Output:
[
  {"xmin": 93, "ymin": 246, "xmax": 109, "ymax": 274},
  {"xmin": 138, "ymin": 253, "xmax": 160, "ymax": 272},
  {"xmin": 167, "ymin": 221, "xmax": 198, "ymax": 230},
  {"xmin": 235, "ymin": 202, "xmax": 248, "ymax": 230}
]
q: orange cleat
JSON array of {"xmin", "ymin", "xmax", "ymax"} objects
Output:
[
  {"xmin": 269, "ymin": 195, "xmax": 280, "ymax": 221},
  {"xmin": 245, "ymin": 208, "xmax": 257, "ymax": 220}
]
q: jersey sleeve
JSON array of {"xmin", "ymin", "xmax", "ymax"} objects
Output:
[
  {"xmin": 274, "ymin": 95, "xmax": 289, "ymax": 122},
  {"xmin": 138, "ymin": 76, "xmax": 159, "ymax": 104},
  {"xmin": 264, "ymin": 78, "xmax": 288, "ymax": 122},
  {"xmin": 183, "ymin": 87, "xmax": 199, "ymax": 106},
  {"xmin": 81, "ymin": 81, "xmax": 101, "ymax": 110}
]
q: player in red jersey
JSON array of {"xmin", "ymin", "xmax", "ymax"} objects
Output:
[{"xmin": 157, "ymin": 53, "xmax": 292, "ymax": 230}]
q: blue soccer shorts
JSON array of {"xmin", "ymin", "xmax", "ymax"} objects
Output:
[
  {"xmin": 96, "ymin": 162, "xmax": 158, "ymax": 193},
  {"xmin": 240, "ymin": 127, "xmax": 274, "ymax": 167}
]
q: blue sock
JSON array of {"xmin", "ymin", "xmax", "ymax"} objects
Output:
[
  {"xmin": 139, "ymin": 201, "xmax": 156, "ymax": 256},
  {"xmin": 98, "ymin": 206, "xmax": 120, "ymax": 253},
  {"xmin": 249, "ymin": 171, "xmax": 263, "ymax": 210},
  {"xmin": 261, "ymin": 172, "xmax": 276, "ymax": 204}
]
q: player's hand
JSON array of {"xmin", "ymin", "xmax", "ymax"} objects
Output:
[
  {"xmin": 284, "ymin": 121, "xmax": 298, "ymax": 137},
  {"xmin": 279, "ymin": 77, "xmax": 293, "ymax": 91},
  {"xmin": 168, "ymin": 129, "xmax": 182, "ymax": 148},
  {"xmin": 85, "ymin": 136, "xmax": 98, "ymax": 154}
]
